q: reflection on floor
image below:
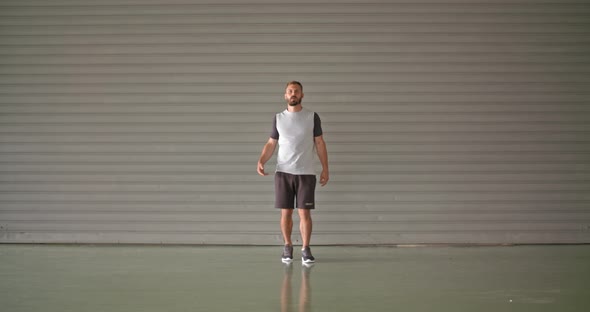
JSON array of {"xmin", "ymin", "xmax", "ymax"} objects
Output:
[
  {"xmin": 281, "ymin": 262, "xmax": 313, "ymax": 312},
  {"xmin": 1, "ymin": 245, "xmax": 589, "ymax": 312}
]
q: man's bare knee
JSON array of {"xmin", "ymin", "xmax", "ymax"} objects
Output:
[{"xmin": 298, "ymin": 209, "xmax": 312, "ymax": 220}]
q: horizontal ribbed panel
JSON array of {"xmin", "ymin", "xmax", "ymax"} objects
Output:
[{"xmin": 1, "ymin": 0, "xmax": 589, "ymax": 244}]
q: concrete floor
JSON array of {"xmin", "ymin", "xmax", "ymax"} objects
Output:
[{"xmin": 1, "ymin": 245, "xmax": 589, "ymax": 312}]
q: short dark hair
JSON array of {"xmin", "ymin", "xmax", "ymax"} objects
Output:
[{"xmin": 286, "ymin": 81, "xmax": 303, "ymax": 91}]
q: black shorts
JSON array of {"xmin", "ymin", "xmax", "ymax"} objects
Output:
[{"xmin": 275, "ymin": 172, "xmax": 317, "ymax": 209}]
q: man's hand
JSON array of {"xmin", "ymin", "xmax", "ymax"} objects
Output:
[
  {"xmin": 257, "ymin": 138, "xmax": 277, "ymax": 176},
  {"xmin": 319, "ymin": 170, "xmax": 329, "ymax": 186},
  {"xmin": 257, "ymin": 162, "xmax": 268, "ymax": 176},
  {"xmin": 314, "ymin": 135, "xmax": 329, "ymax": 186}
]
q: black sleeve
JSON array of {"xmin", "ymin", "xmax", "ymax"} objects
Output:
[
  {"xmin": 270, "ymin": 115, "xmax": 279, "ymax": 140},
  {"xmin": 313, "ymin": 113, "xmax": 323, "ymax": 137}
]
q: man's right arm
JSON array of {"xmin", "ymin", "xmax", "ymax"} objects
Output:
[{"xmin": 257, "ymin": 138, "xmax": 277, "ymax": 176}]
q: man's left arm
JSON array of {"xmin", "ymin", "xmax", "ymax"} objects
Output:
[{"xmin": 315, "ymin": 135, "xmax": 329, "ymax": 186}]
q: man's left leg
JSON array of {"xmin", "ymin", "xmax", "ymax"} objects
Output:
[
  {"xmin": 298, "ymin": 208, "xmax": 312, "ymax": 248},
  {"xmin": 296, "ymin": 174, "xmax": 316, "ymax": 263},
  {"xmin": 298, "ymin": 208, "xmax": 315, "ymax": 263}
]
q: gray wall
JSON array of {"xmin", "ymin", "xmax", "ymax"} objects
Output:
[{"xmin": 1, "ymin": 0, "xmax": 589, "ymax": 245}]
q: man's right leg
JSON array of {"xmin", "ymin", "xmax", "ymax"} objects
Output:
[
  {"xmin": 276, "ymin": 172, "xmax": 295, "ymax": 262},
  {"xmin": 281, "ymin": 208, "xmax": 294, "ymax": 246},
  {"xmin": 281, "ymin": 208, "xmax": 294, "ymax": 263}
]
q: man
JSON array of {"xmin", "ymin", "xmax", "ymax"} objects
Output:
[{"xmin": 257, "ymin": 81, "xmax": 329, "ymax": 264}]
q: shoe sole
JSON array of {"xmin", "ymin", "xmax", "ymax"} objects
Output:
[
  {"xmin": 302, "ymin": 258, "xmax": 315, "ymax": 264},
  {"xmin": 282, "ymin": 258, "xmax": 293, "ymax": 263}
]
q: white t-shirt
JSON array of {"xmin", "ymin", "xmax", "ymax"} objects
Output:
[{"xmin": 270, "ymin": 108, "xmax": 323, "ymax": 175}]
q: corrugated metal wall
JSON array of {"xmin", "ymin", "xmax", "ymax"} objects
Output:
[{"xmin": 1, "ymin": 0, "xmax": 589, "ymax": 245}]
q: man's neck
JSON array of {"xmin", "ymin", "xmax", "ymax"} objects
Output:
[{"xmin": 287, "ymin": 105, "xmax": 303, "ymax": 112}]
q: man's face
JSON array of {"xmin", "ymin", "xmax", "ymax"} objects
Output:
[{"xmin": 284, "ymin": 84, "xmax": 303, "ymax": 106}]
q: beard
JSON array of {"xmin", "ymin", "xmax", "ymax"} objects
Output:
[{"xmin": 288, "ymin": 97, "xmax": 301, "ymax": 106}]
